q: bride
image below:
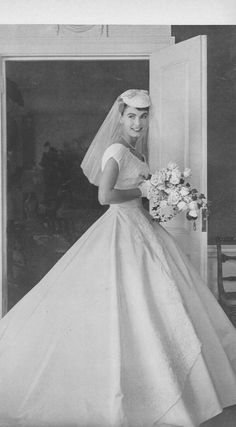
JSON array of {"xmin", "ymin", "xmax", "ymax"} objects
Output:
[{"xmin": 0, "ymin": 89, "xmax": 236, "ymax": 427}]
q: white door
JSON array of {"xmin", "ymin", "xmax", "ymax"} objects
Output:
[{"xmin": 148, "ymin": 35, "xmax": 207, "ymax": 280}]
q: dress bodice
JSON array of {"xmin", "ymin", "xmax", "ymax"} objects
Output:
[{"xmin": 101, "ymin": 143, "xmax": 149, "ymax": 190}]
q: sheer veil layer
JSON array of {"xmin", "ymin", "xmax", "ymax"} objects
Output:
[{"xmin": 80, "ymin": 89, "xmax": 151, "ymax": 185}]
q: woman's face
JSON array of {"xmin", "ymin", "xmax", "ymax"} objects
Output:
[{"xmin": 120, "ymin": 106, "xmax": 149, "ymax": 141}]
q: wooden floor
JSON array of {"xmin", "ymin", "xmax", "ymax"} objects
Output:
[{"xmin": 201, "ymin": 405, "xmax": 236, "ymax": 427}]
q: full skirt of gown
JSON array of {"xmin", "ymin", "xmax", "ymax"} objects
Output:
[{"xmin": 0, "ymin": 199, "xmax": 236, "ymax": 427}]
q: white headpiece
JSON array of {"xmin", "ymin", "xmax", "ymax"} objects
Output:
[{"xmin": 81, "ymin": 89, "xmax": 151, "ymax": 186}]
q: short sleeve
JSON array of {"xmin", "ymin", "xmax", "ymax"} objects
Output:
[{"xmin": 101, "ymin": 143, "xmax": 126, "ymax": 172}]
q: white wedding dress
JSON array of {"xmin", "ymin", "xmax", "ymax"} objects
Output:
[{"xmin": 0, "ymin": 143, "xmax": 236, "ymax": 427}]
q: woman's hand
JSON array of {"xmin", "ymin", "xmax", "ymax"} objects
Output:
[{"xmin": 138, "ymin": 179, "xmax": 152, "ymax": 199}]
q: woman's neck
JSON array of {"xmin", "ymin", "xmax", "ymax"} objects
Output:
[{"xmin": 119, "ymin": 135, "xmax": 137, "ymax": 149}]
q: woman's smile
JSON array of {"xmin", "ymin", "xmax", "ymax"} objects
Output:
[
  {"xmin": 131, "ymin": 127, "xmax": 142, "ymax": 135},
  {"xmin": 120, "ymin": 106, "xmax": 149, "ymax": 142}
]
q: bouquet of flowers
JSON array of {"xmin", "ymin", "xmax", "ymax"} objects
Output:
[{"xmin": 149, "ymin": 162, "xmax": 209, "ymax": 227}]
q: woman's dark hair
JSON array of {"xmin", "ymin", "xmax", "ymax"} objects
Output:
[{"xmin": 119, "ymin": 102, "xmax": 149, "ymax": 116}]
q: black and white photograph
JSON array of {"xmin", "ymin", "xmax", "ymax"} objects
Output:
[{"xmin": 1, "ymin": 1, "xmax": 236, "ymax": 426}]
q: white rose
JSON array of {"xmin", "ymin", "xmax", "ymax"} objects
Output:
[
  {"xmin": 157, "ymin": 183, "xmax": 165, "ymax": 191},
  {"xmin": 177, "ymin": 201, "xmax": 188, "ymax": 211},
  {"xmin": 183, "ymin": 195, "xmax": 192, "ymax": 204},
  {"xmin": 158, "ymin": 170, "xmax": 167, "ymax": 184},
  {"xmin": 160, "ymin": 199, "xmax": 168, "ymax": 208},
  {"xmin": 188, "ymin": 209, "xmax": 198, "ymax": 218},
  {"xmin": 151, "ymin": 193, "xmax": 160, "ymax": 204},
  {"xmin": 170, "ymin": 173, "xmax": 180, "ymax": 185},
  {"xmin": 183, "ymin": 168, "xmax": 191, "ymax": 178},
  {"xmin": 180, "ymin": 186, "xmax": 189, "ymax": 197},
  {"xmin": 173, "ymin": 167, "xmax": 181, "ymax": 177},
  {"xmin": 167, "ymin": 161, "xmax": 178, "ymax": 170},
  {"xmin": 189, "ymin": 201, "xmax": 197, "ymax": 210},
  {"xmin": 165, "ymin": 170, "xmax": 171, "ymax": 180},
  {"xmin": 168, "ymin": 190, "xmax": 180, "ymax": 205},
  {"xmin": 150, "ymin": 174, "xmax": 159, "ymax": 186}
]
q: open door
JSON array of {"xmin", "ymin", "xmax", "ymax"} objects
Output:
[{"xmin": 149, "ymin": 35, "xmax": 207, "ymax": 280}]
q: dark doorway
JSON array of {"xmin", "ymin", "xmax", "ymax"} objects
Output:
[{"xmin": 6, "ymin": 59, "xmax": 149, "ymax": 310}]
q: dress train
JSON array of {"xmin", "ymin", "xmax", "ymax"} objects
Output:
[{"xmin": 0, "ymin": 199, "xmax": 236, "ymax": 426}]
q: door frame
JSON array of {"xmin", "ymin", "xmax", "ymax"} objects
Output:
[
  {"xmin": 0, "ymin": 53, "xmax": 154, "ymax": 317},
  {"xmin": 0, "ymin": 25, "xmax": 174, "ymax": 316},
  {"xmin": 1, "ymin": 32, "xmax": 207, "ymax": 317}
]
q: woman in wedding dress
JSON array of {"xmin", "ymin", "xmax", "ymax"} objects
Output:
[{"xmin": 0, "ymin": 89, "xmax": 236, "ymax": 427}]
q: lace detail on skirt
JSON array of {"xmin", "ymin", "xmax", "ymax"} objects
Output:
[{"xmin": 110, "ymin": 201, "xmax": 202, "ymax": 411}]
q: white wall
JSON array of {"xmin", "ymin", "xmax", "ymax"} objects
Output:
[{"xmin": 0, "ymin": 24, "xmax": 173, "ymax": 55}]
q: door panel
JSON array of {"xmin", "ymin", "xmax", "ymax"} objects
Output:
[{"xmin": 149, "ymin": 35, "xmax": 207, "ymax": 280}]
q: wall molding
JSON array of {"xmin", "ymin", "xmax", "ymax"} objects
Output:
[{"xmin": 0, "ymin": 25, "xmax": 174, "ymax": 57}]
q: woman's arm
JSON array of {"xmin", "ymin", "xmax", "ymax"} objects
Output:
[{"xmin": 98, "ymin": 158, "xmax": 142, "ymax": 205}]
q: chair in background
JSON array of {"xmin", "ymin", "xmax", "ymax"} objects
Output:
[{"xmin": 216, "ymin": 236, "xmax": 236, "ymax": 326}]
